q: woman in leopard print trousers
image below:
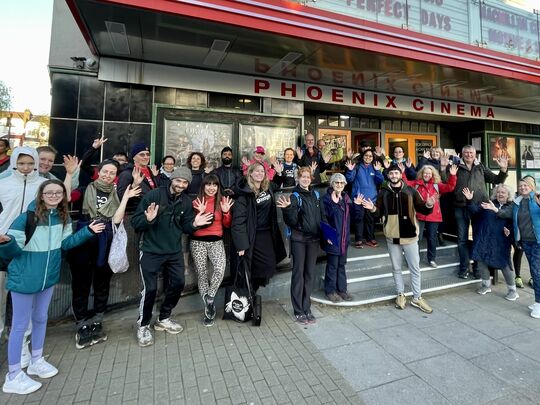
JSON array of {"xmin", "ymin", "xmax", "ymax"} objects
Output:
[{"xmin": 190, "ymin": 174, "xmax": 234, "ymax": 326}]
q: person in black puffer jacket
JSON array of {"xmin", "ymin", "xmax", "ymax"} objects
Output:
[{"xmin": 278, "ymin": 167, "xmax": 326, "ymax": 324}]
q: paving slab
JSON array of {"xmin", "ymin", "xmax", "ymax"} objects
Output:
[
  {"xmin": 297, "ymin": 316, "xmax": 370, "ymax": 350},
  {"xmin": 344, "ymin": 306, "xmax": 407, "ymax": 332},
  {"xmin": 448, "ymin": 307, "xmax": 529, "ymax": 340},
  {"xmin": 499, "ymin": 330, "xmax": 540, "ymax": 363}
]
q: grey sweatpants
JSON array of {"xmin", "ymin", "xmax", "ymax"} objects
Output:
[
  {"xmin": 478, "ymin": 261, "xmax": 515, "ymax": 287},
  {"xmin": 387, "ymin": 241, "xmax": 422, "ymax": 299}
]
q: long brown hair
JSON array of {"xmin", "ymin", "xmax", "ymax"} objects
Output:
[
  {"xmin": 197, "ymin": 174, "xmax": 222, "ymax": 213},
  {"xmin": 35, "ymin": 179, "xmax": 70, "ymax": 226}
]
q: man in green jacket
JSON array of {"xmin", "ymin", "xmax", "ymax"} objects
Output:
[{"xmin": 131, "ymin": 167, "xmax": 212, "ymax": 347}]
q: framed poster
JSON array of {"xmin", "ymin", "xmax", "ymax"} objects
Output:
[
  {"xmin": 488, "ymin": 135, "xmax": 516, "ymax": 169},
  {"xmin": 239, "ymin": 124, "xmax": 298, "ymax": 159},
  {"xmin": 163, "ymin": 120, "xmax": 233, "ymax": 169},
  {"xmin": 519, "ymin": 138, "xmax": 540, "ymax": 169}
]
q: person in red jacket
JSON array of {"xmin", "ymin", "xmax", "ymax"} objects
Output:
[
  {"xmin": 401, "ymin": 163, "xmax": 457, "ymax": 267},
  {"xmin": 190, "ymin": 174, "xmax": 234, "ymax": 327}
]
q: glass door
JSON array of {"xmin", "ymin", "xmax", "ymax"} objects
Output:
[{"xmin": 385, "ymin": 133, "xmax": 437, "ymax": 164}]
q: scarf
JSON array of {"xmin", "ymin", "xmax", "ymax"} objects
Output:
[{"xmin": 82, "ymin": 179, "xmax": 120, "ymax": 219}]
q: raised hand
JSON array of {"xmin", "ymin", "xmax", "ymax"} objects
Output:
[
  {"xmin": 462, "ymin": 187, "xmax": 474, "ymax": 200},
  {"xmin": 359, "ymin": 197, "xmax": 375, "ymax": 211},
  {"xmin": 346, "ymin": 148, "xmax": 353, "ymax": 159},
  {"xmin": 194, "ymin": 211, "xmax": 214, "ymax": 227},
  {"xmin": 144, "ymin": 202, "xmax": 159, "ymax": 222},
  {"xmin": 125, "ymin": 185, "xmax": 141, "ymax": 199},
  {"xmin": 0, "ymin": 234, "xmax": 11, "ymax": 243},
  {"xmin": 345, "ymin": 159, "xmax": 355, "ymax": 171},
  {"xmin": 88, "ymin": 220, "xmax": 106, "ymax": 234},
  {"xmin": 273, "ymin": 161, "xmax": 284, "ymax": 175},
  {"xmin": 405, "ymin": 158, "xmax": 412, "ymax": 168},
  {"xmin": 193, "ymin": 197, "xmax": 207, "ymax": 214},
  {"xmin": 426, "ymin": 195, "xmax": 436, "ymax": 208},
  {"xmin": 382, "ymin": 159, "xmax": 390, "ymax": 169},
  {"xmin": 92, "ymin": 135, "xmax": 108, "ymax": 149},
  {"xmin": 295, "ymin": 146, "xmax": 303, "ymax": 160},
  {"xmin": 495, "ymin": 156, "xmax": 508, "ymax": 170},
  {"xmin": 276, "ymin": 194, "xmax": 291, "ymax": 208},
  {"xmin": 310, "ymin": 161, "xmax": 318, "ymax": 174},
  {"xmin": 449, "ymin": 164, "xmax": 458, "ymax": 176},
  {"xmin": 397, "ymin": 162, "xmax": 406, "ymax": 173},
  {"xmin": 241, "ymin": 156, "xmax": 250, "ymax": 167},
  {"xmin": 375, "ymin": 146, "xmax": 386, "ymax": 157},
  {"xmin": 440, "ymin": 153, "xmax": 450, "ymax": 168},
  {"xmin": 150, "ymin": 164, "xmax": 159, "ymax": 177},
  {"xmin": 373, "ymin": 161, "xmax": 382, "ymax": 171},
  {"xmin": 423, "ymin": 150, "xmax": 431, "ymax": 159},
  {"xmin": 323, "ymin": 152, "xmax": 332, "ymax": 163},
  {"xmin": 220, "ymin": 196, "xmax": 234, "ymax": 213},
  {"xmin": 269, "ymin": 156, "xmax": 278, "ymax": 166},
  {"xmin": 63, "ymin": 155, "xmax": 80, "ymax": 175},
  {"xmin": 132, "ymin": 166, "xmax": 144, "ymax": 186}
]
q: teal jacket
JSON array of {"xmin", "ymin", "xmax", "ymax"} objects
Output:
[
  {"xmin": 0, "ymin": 203, "xmax": 94, "ymax": 294},
  {"xmin": 512, "ymin": 193, "xmax": 540, "ymax": 243}
]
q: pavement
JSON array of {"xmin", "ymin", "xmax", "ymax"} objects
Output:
[{"xmin": 0, "ymin": 269, "xmax": 539, "ymax": 404}]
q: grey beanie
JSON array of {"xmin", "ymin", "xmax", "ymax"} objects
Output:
[{"xmin": 170, "ymin": 167, "xmax": 192, "ymax": 183}]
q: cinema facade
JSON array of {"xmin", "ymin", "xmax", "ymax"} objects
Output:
[{"xmin": 46, "ymin": 0, "xmax": 540, "ymax": 315}]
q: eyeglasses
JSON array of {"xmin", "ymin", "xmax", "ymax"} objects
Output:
[
  {"xmin": 333, "ymin": 181, "xmax": 346, "ymax": 185},
  {"xmin": 43, "ymin": 191, "xmax": 64, "ymax": 197},
  {"xmin": 138, "ymin": 152, "xmax": 151, "ymax": 157}
]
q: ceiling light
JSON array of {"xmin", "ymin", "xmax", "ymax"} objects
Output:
[
  {"xmin": 340, "ymin": 115, "xmax": 350, "ymax": 119},
  {"xmin": 239, "ymin": 98, "xmax": 252, "ymax": 103}
]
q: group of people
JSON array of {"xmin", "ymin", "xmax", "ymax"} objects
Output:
[{"xmin": 0, "ymin": 133, "xmax": 539, "ymax": 396}]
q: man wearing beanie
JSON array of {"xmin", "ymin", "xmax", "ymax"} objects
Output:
[
  {"xmin": 131, "ymin": 167, "xmax": 212, "ymax": 347},
  {"xmin": 360, "ymin": 164, "xmax": 436, "ymax": 314},
  {"xmin": 212, "ymin": 146, "xmax": 242, "ymax": 197},
  {"xmin": 117, "ymin": 143, "xmax": 160, "ymax": 214}
]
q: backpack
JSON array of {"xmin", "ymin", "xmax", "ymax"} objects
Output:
[{"xmin": 285, "ymin": 190, "xmax": 320, "ymax": 239}]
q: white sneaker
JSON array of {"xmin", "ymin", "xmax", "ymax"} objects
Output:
[
  {"xmin": 2, "ymin": 371, "xmax": 41, "ymax": 395},
  {"xmin": 137, "ymin": 325, "xmax": 154, "ymax": 347},
  {"xmin": 531, "ymin": 303, "xmax": 540, "ymax": 319},
  {"xmin": 27, "ymin": 357, "xmax": 58, "ymax": 379},
  {"xmin": 154, "ymin": 318, "xmax": 184, "ymax": 334},
  {"xmin": 529, "ymin": 303, "xmax": 539, "ymax": 311},
  {"xmin": 21, "ymin": 341, "xmax": 31, "ymax": 369}
]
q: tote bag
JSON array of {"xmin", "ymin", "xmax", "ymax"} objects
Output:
[
  {"xmin": 223, "ymin": 257, "xmax": 253, "ymax": 323},
  {"xmin": 108, "ymin": 221, "xmax": 129, "ymax": 273}
]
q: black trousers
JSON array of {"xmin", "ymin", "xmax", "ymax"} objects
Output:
[
  {"xmin": 138, "ymin": 251, "xmax": 185, "ymax": 326},
  {"xmin": 68, "ymin": 240, "xmax": 113, "ymax": 323},
  {"xmin": 290, "ymin": 240, "xmax": 319, "ymax": 316}
]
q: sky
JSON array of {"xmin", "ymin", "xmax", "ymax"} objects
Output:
[
  {"xmin": 0, "ymin": 0, "xmax": 537, "ymax": 116},
  {"xmin": 0, "ymin": 1, "xmax": 53, "ymax": 115}
]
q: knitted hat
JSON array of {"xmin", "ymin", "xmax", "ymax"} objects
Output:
[
  {"xmin": 520, "ymin": 175, "xmax": 536, "ymax": 191},
  {"xmin": 254, "ymin": 146, "xmax": 265, "ymax": 155},
  {"xmin": 131, "ymin": 143, "xmax": 149, "ymax": 158},
  {"xmin": 170, "ymin": 167, "xmax": 192, "ymax": 183}
]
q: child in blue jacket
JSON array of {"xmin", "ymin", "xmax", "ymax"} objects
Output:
[{"xmin": 0, "ymin": 180, "xmax": 105, "ymax": 395}]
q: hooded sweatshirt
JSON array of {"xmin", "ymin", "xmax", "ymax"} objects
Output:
[{"xmin": 0, "ymin": 147, "xmax": 46, "ymax": 234}]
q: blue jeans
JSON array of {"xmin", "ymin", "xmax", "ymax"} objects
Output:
[
  {"xmin": 454, "ymin": 206, "xmax": 472, "ymax": 274},
  {"xmin": 325, "ymin": 253, "xmax": 348, "ymax": 295},
  {"xmin": 521, "ymin": 241, "xmax": 540, "ymax": 303},
  {"xmin": 418, "ymin": 221, "xmax": 439, "ymax": 262}
]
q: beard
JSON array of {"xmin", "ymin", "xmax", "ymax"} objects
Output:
[{"xmin": 221, "ymin": 157, "xmax": 232, "ymax": 165}]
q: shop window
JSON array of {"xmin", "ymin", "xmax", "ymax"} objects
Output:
[
  {"xmin": 350, "ymin": 117, "xmax": 360, "ymax": 128},
  {"xmin": 130, "ymin": 85, "xmax": 152, "ymax": 123},
  {"xmin": 49, "ymin": 119, "xmax": 76, "ymax": 157},
  {"xmin": 102, "ymin": 122, "xmax": 151, "ymax": 158},
  {"xmin": 105, "ymin": 83, "xmax": 130, "ymax": 122},
  {"xmin": 402, "ymin": 121, "xmax": 411, "ymax": 132},
  {"xmin": 208, "ymin": 93, "xmax": 260, "ymax": 111},
  {"xmin": 51, "ymin": 74, "xmax": 79, "ymax": 119},
  {"xmin": 78, "ymin": 77, "xmax": 104, "ymax": 120},
  {"xmin": 76, "ymin": 121, "xmax": 103, "ymax": 161}
]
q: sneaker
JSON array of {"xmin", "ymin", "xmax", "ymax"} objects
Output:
[
  {"xmin": 457, "ymin": 272, "xmax": 469, "ymax": 279},
  {"xmin": 154, "ymin": 318, "xmax": 184, "ymax": 334},
  {"xmin": 365, "ymin": 240, "xmax": 379, "ymax": 248},
  {"xmin": 528, "ymin": 303, "xmax": 539, "ymax": 311},
  {"xmin": 75, "ymin": 325, "xmax": 93, "ymax": 350},
  {"xmin": 504, "ymin": 290, "xmax": 519, "ymax": 301},
  {"xmin": 395, "ymin": 293, "xmax": 406, "ymax": 310},
  {"xmin": 354, "ymin": 241, "xmax": 363, "ymax": 249},
  {"xmin": 203, "ymin": 316, "xmax": 215, "ymax": 327},
  {"xmin": 515, "ymin": 276, "xmax": 524, "ymax": 288},
  {"xmin": 429, "ymin": 261, "xmax": 438, "ymax": 268},
  {"xmin": 305, "ymin": 312, "xmax": 317, "ymax": 324},
  {"xmin": 27, "ymin": 357, "xmax": 58, "ymax": 379},
  {"xmin": 2, "ymin": 371, "xmax": 41, "ymax": 395},
  {"xmin": 295, "ymin": 314, "xmax": 308, "ymax": 325},
  {"xmin": 137, "ymin": 325, "xmax": 154, "ymax": 347},
  {"xmin": 204, "ymin": 295, "xmax": 216, "ymax": 320},
  {"xmin": 21, "ymin": 340, "xmax": 31, "ymax": 369},
  {"xmin": 476, "ymin": 285, "xmax": 492, "ymax": 295},
  {"xmin": 531, "ymin": 303, "xmax": 540, "ymax": 319},
  {"xmin": 326, "ymin": 293, "xmax": 342, "ymax": 303},
  {"xmin": 337, "ymin": 291, "xmax": 353, "ymax": 301},
  {"xmin": 411, "ymin": 297, "xmax": 433, "ymax": 314},
  {"xmin": 90, "ymin": 322, "xmax": 107, "ymax": 345}
]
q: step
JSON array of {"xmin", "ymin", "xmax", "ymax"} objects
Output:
[{"xmin": 311, "ymin": 275, "xmax": 481, "ymax": 307}]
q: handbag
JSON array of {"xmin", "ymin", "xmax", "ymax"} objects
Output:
[
  {"xmin": 108, "ymin": 221, "xmax": 129, "ymax": 274},
  {"xmin": 223, "ymin": 257, "xmax": 253, "ymax": 323}
]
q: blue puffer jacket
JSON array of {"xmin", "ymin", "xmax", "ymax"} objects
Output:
[
  {"xmin": 345, "ymin": 163, "xmax": 384, "ymax": 201},
  {"xmin": 322, "ymin": 188, "xmax": 359, "ymax": 256},
  {"xmin": 468, "ymin": 200, "xmax": 512, "ymax": 268},
  {"xmin": 0, "ymin": 202, "xmax": 94, "ymax": 294}
]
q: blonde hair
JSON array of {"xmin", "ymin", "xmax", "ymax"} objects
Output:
[
  {"xmin": 247, "ymin": 162, "xmax": 269, "ymax": 194},
  {"xmin": 416, "ymin": 165, "xmax": 441, "ymax": 184},
  {"xmin": 490, "ymin": 184, "xmax": 514, "ymax": 202},
  {"xmin": 430, "ymin": 147, "xmax": 443, "ymax": 157}
]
